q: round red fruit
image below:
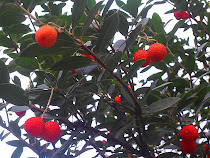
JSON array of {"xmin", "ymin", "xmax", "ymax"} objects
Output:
[
  {"xmin": 41, "ymin": 121, "xmax": 61, "ymax": 142},
  {"xmin": 180, "ymin": 125, "xmax": 199, "ymax": 142},
  {"xmin": 180, "ymin": 140, "xmax": 196, "ymax": 154},
  {"xmin": 115, "ymin": 96, "xmax": 121, "ymax": 103},
  {"xmin": 35, "ymin": 25, "xmax": 57, "ymax": 47},
  {"xmin": 133, "ymin": 50, "xmax": 151, "ymax": 67},
  {"xmin": 80, "ymin": 54, "xmax": 95, "ymax": 60},
  {"xmin": 148, "ymin": 43, "xmax": 167, "ymax": 62},
  {"xmin": 15, "ymin": 111, "xmax": 26, "ymax": 117},
  {"xmin": 174, "ymin": 11, "xmax": 184, "ymax": 20},
  {"xmin": 23, "ymin": 117, "xmax": 45, "ymax": 137}
]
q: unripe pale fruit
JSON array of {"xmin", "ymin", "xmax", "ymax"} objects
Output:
[
  {"xmin": 148, "ymin": 43, "xmax": 167, "ymax": 62},
  {"xmin": 115, "ymin": 96, "xmax": 121, "ymax": 103},
  {"xmin": 180, "ymin": 140, "xmax": 196, "ymax": 154},
  {"xmin": 180, "ymin": 125, "xmax": 199, "ymax": 142},
  {"xmin": 23, "ymin": 117, "xmax": 45, "ymax": 137},
  {"xmin": 80, "ymin": 54, "xmax": 95, "ymax": 60},
  {"xmin": 35, "ymin": 25, "xmax": 57, "ymax": 47},
  {"xmin": 133, "ymin": 50, "xmax": 151, "ymax": 67},
  {"xmin": 41, "ymin": 121, "xmax": 61, "ymax": 142},
  {"xmin": 15, "ymin": 111, "xmax": 26, "ymax": 117}
]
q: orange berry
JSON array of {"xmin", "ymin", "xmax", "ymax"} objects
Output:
[
  {"xmin": 182, "ymin": 11, "xmax": 189, "ymax": 19},
  {"xmin": 35, "ymin": 25, "xmax": 57, "ymax": 47},
  {"xmin": 180, "ymin": 125, "xmax": 199, "ymax": 142},
  {"xmin": 133, "ymin": 50, "xmax": 151, "ymax": 67},
  {"xmin": 80, "ymin": 54, "xmax": 95, "ymax": 60},
  {"xmin": 23, "ymin": 117, "xmax": 45, "ymax": 137},
  {"xmin": 115, "ymin": 96, "xmax": 121, "ymax": 103},
  {"xmin": 202, "ymin": 144, "xmax": 210, "ymax": 154},
  {"xmin": 41, "ymin": 121, "xmax": 61, "ymax": 142},
  {"xmin": 180, "ymin": 140, "xmax": 196, "ymax": 154},
  {"xmin": 148, "ymin": 43, "xmax": 167, "ymax": 62},
  {"xmin": 15, "ymin": 111, "xmax": 26, "ymax": 117}
]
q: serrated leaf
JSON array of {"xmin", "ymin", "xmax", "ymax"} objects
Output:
[
  {"xmin": 82, "ymin": 1, "xmax": 103, "ymax": 35},
  {"xmin": 11, "ymin": 147, "xmax": 23, "ymax": 158},
  {"xmin": 0, "ymin": 83, "xmax": 29, "ymax": 106},
  {"xmin": 72, "ymin": 0, "xmax": 88, "ymax": 29},
  {"xmin": 50, "ymin": 56, "xmax": 93, "ymax": 71},
  {"xmin": 127, "ymin": 59, "xmax": 145, "ymax": 80},
  {"xmin": 96, "ymin": 12, "xmax": 119, "ymax": 52},
  {"xmin": 105, "ymin": 51, "xmax": 123, "ymax": 71},
  {"xmin": 0, "ymin": 59, "xmax": 9, "ymax": 84},
  {"xmin": 147, "ymin": 97, "xmax": 180, "ymax": 114}
]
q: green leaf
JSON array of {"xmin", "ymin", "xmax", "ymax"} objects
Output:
[
  {"xmin": 0, "ymin": 4, "xmax": 26, "ymax": 27},
  {"xmin": 82, "ymin": 1, "xmax": 103, "ymax": 35},
  {"xmin": 10, "ymin": 121, "xmax": 21, "ymax": 137},
  {"xmin": 102, "ymin": 0, "xmax": 114, "ymax": 18},
  {"xmin": 3, "ymin": 24, "xmax": 30, "ymax": 35},
  {"xmin": 120, "ymin": 86, "xmax": 134, "ymax": 104},
  {"xmin": 11, "ymin": 147, "xmax": 23, "ymax": 158},
  {"xmin": 50, "ymin": 56, "xmax": 93, "ymax": 71},
  {"xmin": 105, "ymin": 51, "xmax": 123, "ymax": 71},
  {"xmin": 0, "ymin": 83, "xmax": 29, "ymax": 106},
  {"xmin": 15, "ymin": 57, "xmax": 39, "ymax": 70},
  {"xmin": 168, "ymin": 20, "xmax": 185, "ymax": 40},
  {"xmin": 127, "ymin": 0, "xmax": 142, "ymax": 17},
  {"xmin": 20, "ymin": 33, "xmax": 78, "ymax": 57},
  {"xmin": 0, "ymin": 59, "xmax": 9, "ymax": 84},
  {"xmin": 151, "ymin": 13, "xmax": 165, "ymax": 34},
  {"xmin": 6, "ymin": 140, "xmax": 25, "ymax": 147},
  {"xmin": 127, "ymin": 59, "xmax": 145, "ymax": 80},
  {"xmin": 154, "ymin": 33, "xmax": 167, "ymax": 45},
  {"xmin": 118, "ymin": 13, "xmax": 129, "ymax": 36},
  {"xmin": 96, "ymin": 12, "xmax": 119, "ymax": 52},
  {"xmin": 71, "ymin": 0, "xmax": 88, "ymax": 29},
  {"xmin": 0, "ymin": 31, "xmax": 14, "ymax": 48},
  {"xmin": 147, "ymin": 97, "xmax": 180, "ymax": 114},
  {"xmin": 11, "ymin": 106, "xmax": 29, "ymax": 112},
  {"xmin": 183, "ymin": 54, "xmax": 196, "ymax": 73}
]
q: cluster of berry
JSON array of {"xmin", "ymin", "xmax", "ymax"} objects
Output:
[
  {"xmin": 23, "ymin": 117, "xmax": 61, "ymax": 142},
  {"xmin": 133, "ymin": 43, "xmax": 167, "ymax": 67}
]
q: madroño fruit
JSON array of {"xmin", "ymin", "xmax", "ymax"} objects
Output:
[
  {"xmin": 15, "ymin": 111, "xmax": 26, "ymax": 117},
  {"xmin": 41, "ymin": 121, "xmax": 61, "ymax": 142},
  {"xmin": 23, "ymin": 117, "xmax": 45, "ymax": 137},
  {"xmin": 80, "ymin": 54, "xmax": 95, "ymax": 60},
  {"xmin": 35, "ymin": 25, "xmax": 58, "ymax": 47},
  {"xmin": 115, "ymin": 96, "xmax": 121, "ymax": 103},
  {"xmin": 148, "ymin": 43, "xmax": 167, "ymax": 62},
  {"xmin": 133, "ymin": 50, "xmax": 151, "ymax": 67},
  {"xmin": 174, "ymin": 11, "xmax": 189, "ymax": 20},
  {"xmin": 180, "ymin": 140, "xmax": 196, "ymax": 154},
  {"xmin": 180, "ymin": 125, "xmax": 199, "ymax": 142}
]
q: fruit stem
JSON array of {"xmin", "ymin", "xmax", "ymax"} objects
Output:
[{"xmin": 41, "ymin": 88, "xmax": 54, "ymax": 119}]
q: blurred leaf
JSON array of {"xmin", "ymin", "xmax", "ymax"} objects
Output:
[
  {"xmin": 96, "ymin": 12, "xmax": 119, "ymax": 52},
  {"xmin": 0, "ymin": 83, "xmax": 29, "ymax": 106},
  {"xmin": 120, "ymin": 86, "xmax": 134, "ymax": 104},
  {"xmin": 108, "ymin": 84, "xmax": 115, "ymax": 96},
  {"xmin": 105, "ymin": 51, "xmax": 122, "ymax": 71},
  {"xmin": 6, "ymin": 140, "xmax": 25, "ymax": 147},
  {"xmin": 50, "ymin": 56, "xmax": 93, "ymax": 71},
  {"xmin": 144, "ymin": 131, "xmax": 162, "ymax": 145},
  {"xmin": 71, "ymin": 0, "xmax": 88, "ymax": 29},
  {"xmin": 127, "ymin": 59, "xmax": 145, "ymax": 80},
  {"xmin": 168, "ymin": 20, "xmax": 185, "ymax": 40},
  {"xmin": 9, "ymin": 121, "xmax": 21, "ymax": 137},
  {"xmin": 118, "ymin": 13, "xmax": 129, "ymax": 36},
  {"xmin": 11, "ymin": 147, "xmax": 23, "ymax": 158},
  {"xmin": 82, "ymin": 1, "xmax": 103, "ymax": 35},
  {"xmin": 76, "ymin": 63, "xmax": 98, "ymax": 75},
  {"xmin": 13, "ymin": 76, "xmax": 21, "ymax": 87},
  {"xmin": 147, "ymin": 97, "xmax": 180, "ymax": 114},
  {"xmin": 0, "ymin": 59, "xmax": 9, "ymax": 84},
  {"xmin": 182, "ymin": 54, "xmax": 196, "ymax": 73},
  {"xmin": 10, "ymin": 106, "xmax": 29, "ymax": 112}
]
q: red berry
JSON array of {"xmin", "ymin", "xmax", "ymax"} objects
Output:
[
  {"xmin": 128, "ymin": 85, "xmax": 132, "ymax": 90},
  {"xmin": 148, "ymin": 43, "xmax": 167, "ymax": 62},
  {"xmin": 41, "ymin": 121, "xmax": 61, "ymax": 142},
  {"xmin": 202, "ymin": 144, "xmax": 210, "ymax": 153},
  {"xmin": 180, "ymin": 125, "xmax": 199, "ymax": 142},
  {"xmin": 23, "ymin": 117, "xmax": 45, "ymax": 137},
  {"xmin": 180, "ymin": 140, "xmax": 196, "ymax": 154},
  {"xmin": 102, "ymin": 140, "xmax": 106, "ymax": 143},
  {"xmin": 15, "ymin": 111, "xmax": 26, "ymax": 117},
  {"xmin": 70, "ymin": 69, "xmax": 76, "ymax": 73},
  {"xmin": 80, "ymin": 54, "xmax": 95, "ymax": 60},
  {"xmin": 182, "ymin": 11, "xmax": 189, "ymax": 19},
  {"xmin": 133, "ymin": 50, "xmax": 151, "ymax": 67},
  {"xmin": 115, "ymin": 96, "xmax": 121, "ymax": 103},
  {"xmin": 35, "ymin": 25, "xmax": 57, "ymax": 47},
  {"xmin": 174, "ymin": 11, "xmax": 185, "ymax": 20}
]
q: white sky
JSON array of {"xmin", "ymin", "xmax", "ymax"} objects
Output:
[{"xmin": 0, "ymin": 0, "xmax": 197, "ymax": 157}]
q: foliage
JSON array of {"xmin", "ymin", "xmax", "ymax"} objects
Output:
[{"xmin": 0, "ymin": 0, "xmax": 209, "ymax": 157}]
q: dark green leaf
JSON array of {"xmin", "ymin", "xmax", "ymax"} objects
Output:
[
  {"xmin": 13, "ymin": 76, "xmax": 21, "ymax": 87},
  {"xmin": 102, "ymin": 0, "xmax": 114, "ymax": 18},
  {"xmin": 76, "ymin": 63, "xmax": 98, "ymax": 75},
  {"xmin": 10, "ymin": 121, "xmax": 21, "ymax": 137},
  {"xmin": 71, "ymin": 0, "xmax": 88, "ymax": 29},
  {"xmin": 50, "ymin": 56, "xmax": 93, "ymax": 71},
  {"xmin": 151, "ymin": 13, "xmax": 165, "ymax": 34},
  {"xmin": 144, "ymin": 131, "xmax": 162, "ymax": 145},
  {"xmin": 168, "ymin": 20, "xmax": 185, "ymax": 40},
  {"xmin": 3, "ymin": 24, "xmax": 30, "ymax": 35},
  {"xmin": 120, "ymin": 86, "xmax": 134, "ymax": 104},
  {"xmin": 0, "ymin": 59, "xmax": 9, "ymax": 84},
  {"xmin": 15, "ymin": 57, "xmax": 39, "ymax": 70},
  {"xmin": 127, "ymin": 59, "xmax": 145, "ymax": 80},
  {"xmin": 127, "ymin": 0, "xmax": 142, "ymax": 17},
  {"xmin": 105, "ymin": 51, "xmax": 123, "ymax": 71},
  {"xmin": 96, "ymin": 12, "xmax": 119, "ymax": 52},
  {"xmin": 11, "ymin": 147, "xmax": 23, "ymax": 158},
  {"xmin": 0, "ymin": 83, "xmax": 29, "ymax": 106},
  {"xmin": 82, "ymin": 1, "xmax": 103, "ymax": 35},
  {"xmin": 0, "ymin": 31, "xmax": 14, "ymax": 48},
  {"xmin": 183, "ymin": 55, "xmax": 196, "ymax": 73},
  {"xmin": 108, "ymin": 84, "xmax": 115, "ymax": 96},
  {"xmin": 147, "ymin": 97, "xmax": 180, "ymax": 114},
  {"xmin": 118, "ymin": 13, "xmax": 129, "ymax": 36},
  {"xmin": 10, "ymin": 106, "xmax": 29, "ymax": 112},
  {"xmin": 6, "ymin": 140, "xmax": 25, "ymax": 147}
]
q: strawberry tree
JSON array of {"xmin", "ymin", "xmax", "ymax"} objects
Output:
[{"xmin": 0, "ymin": 0, "xmax": 209, "ymax": 157}]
